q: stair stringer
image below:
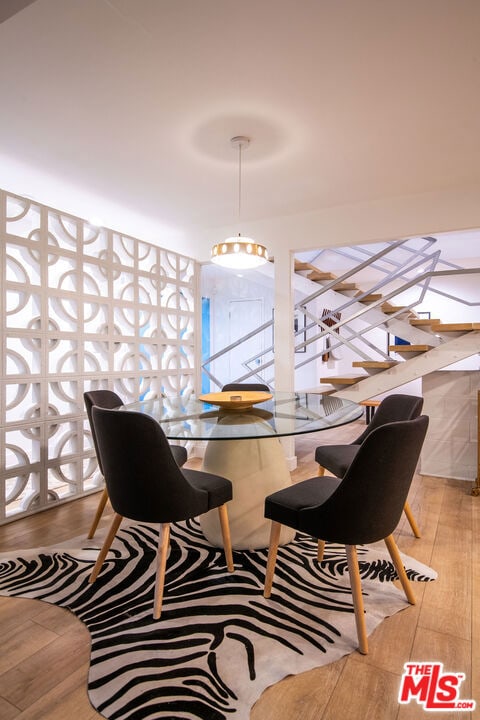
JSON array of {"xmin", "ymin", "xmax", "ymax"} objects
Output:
[
  {"xmin": 330, "ymin": 331, "xmax": 480, "ymax": 402},
  {"xmin": 290, "ymin": 272, "xmax": 441, "ymax": 349},
  {"xmin": 381, "ymin": 315, "xmax": 442, "ymax": 346}
]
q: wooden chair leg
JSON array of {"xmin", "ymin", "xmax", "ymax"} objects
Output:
[
  {"xmin": 317, "ymin": 539, "xmax": 326, "ymax": 562},
  {"xmin": 153, "ymin": 523, "xmax": 171, "ymax": 620},
  {"xmin": 217, "ymin": 504, "xmax": 234, "ymax": 572},
  {"xmin": 317, "ymin": 465, "xmax": 325, "ymax": 477},
  {"xmin": 403, "ymin": 501, "xmax": 421, "ymax": 538},
  {"xmin": 384, "ymin": 534, "xmax": 416, "ymax": 605},
  {"xmin": 345, "ymin": 544, "xmax": 368, "ymax": 654},
  {"xmin": 263, "ymin": 521, "xmax": 282, "ymax": 598},
  {"xmin": 89, "ymin": 512, "xmax": 123, "ymax": 583},
  {"xmin": 87, "ymin": 487, "xmax": 109, "ymax": 539}
]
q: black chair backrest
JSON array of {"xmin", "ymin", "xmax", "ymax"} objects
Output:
[
  {"xmin": 353, "ymin": 394, "xmax": 423, "ymax": 446},
  {"xmin": 300, "ymin": 415, "xmax": 429, "ymax": 545},
  {"xmin": 90, "ymin": 406, "xmax": 208, "ymax": 523},
  {"xmin": 222, "ymin": 382, "xmax": 270, "ymax": 392},
  {"xmin": 84, "ymin": 390, "xmax": 124, "ymax": 474}
]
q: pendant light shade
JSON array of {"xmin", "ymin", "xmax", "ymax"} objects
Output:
[
  {"xmin": 211, "ymin": 136, "xmax": 268, "ymax": 269},
  {"xmin": 211, "ymin": 236, "xmax": 268, "ymax": 269}
]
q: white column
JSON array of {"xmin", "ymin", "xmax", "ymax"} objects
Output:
[{"xmin": 273, "ymin": 247, "xmax": 297, "ymax": 469}]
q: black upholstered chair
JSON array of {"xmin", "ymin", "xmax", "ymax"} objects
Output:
[
  {"xmin": 84, "ymin": 390, "xmax": 188, "ymax": 538},
  {"xmin": 88, "ymin": 407, "xmax": 234, "ymax": 618},
  {"xmin": 264, "ymin": 415, "xmax": 429, "ymax": 654},
  {"xmin": 222, "ymin": 382, "xmax": 270, "ymax": 392},
  {"xmin": 315, "ymin": 394, "xmax": 424, "ymax": 537}
]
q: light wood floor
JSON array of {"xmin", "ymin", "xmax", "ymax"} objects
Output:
[{"xmin": 0, "ymin": 419, "xmax": 478, "ymax": 720}]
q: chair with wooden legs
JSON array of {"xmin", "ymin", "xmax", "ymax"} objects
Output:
[
  {"xmin": 84, "ymin": 390, "xmax": 187, "ymax": 538},
  {"xmin": 263, "ymin": 415, "xmax": 429, "ymax": 654},
  {"xmin": 315, "ymin": 394, "xmax": 424, "ymax": 538},
  {"xmin": 88, "ymin": 406, "xmax": 234, "ymax": 619}
]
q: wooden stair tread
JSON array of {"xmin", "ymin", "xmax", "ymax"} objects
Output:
[
  {"xmin": 389, "ymin": 344, "xmax": 433, "ymax": 352},
  {"xmin": 381, "ymin": 303, "xmax": 409, "ymax": 314},
  {"xmin": 307, "ymin": 270, "xmax": 337, "ymax": 281},
  {"xmin": 320, "ymin": 375, "xmax": 365, "ymax": 385},
  {"xmin": 333, "ymin": 282, "xmax": 358, "ymax": 291},
  {"xmin": 430, "ymin": 322, "xmax": 480, "ymax": 332},
  {"xmin": 352, "ymin": 361, "xmax": 398, "ymax": 369},
  {"xmin": 294, "ymin": 260, "xmax": 317, "ymax": 272},
  {"xmin": 356, "ymin": 293, "xmax": 383, "ymax": 303},
  {"xmin": 409, "ymin": 318, "xmax": 441, "ymax": 326}
]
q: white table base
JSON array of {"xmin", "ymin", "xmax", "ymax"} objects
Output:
[{"xmin": 200, "ymin": 435, "xmax": 296, "ymax": 550}]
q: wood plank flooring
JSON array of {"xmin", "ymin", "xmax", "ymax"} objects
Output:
[{"xmin": 0, "ymin": 419, "xmax": 478, "ymax": 720}]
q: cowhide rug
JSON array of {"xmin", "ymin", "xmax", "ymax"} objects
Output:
[{"xmin": 0, "ymin": 519, "xmax": 436, "ymax": 720}]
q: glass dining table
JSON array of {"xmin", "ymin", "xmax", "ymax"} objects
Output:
[{"xmin": 121, "ymin": 391, "xmax": 362, "ymax": 550}]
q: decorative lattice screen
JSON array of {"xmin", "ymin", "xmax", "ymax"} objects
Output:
[{"xmin": 0, "ymin": 189, "xmax": 197, "ymax": 523}]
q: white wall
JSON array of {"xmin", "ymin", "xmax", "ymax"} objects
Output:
[{"xmin": 194, "ymin": 183, "xmax": 480, "ymax": 263}]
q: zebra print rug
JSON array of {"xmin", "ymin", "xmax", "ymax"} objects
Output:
[{"xmin": 0, "ymin": 520, "xmax": 436, "ymax": 720}]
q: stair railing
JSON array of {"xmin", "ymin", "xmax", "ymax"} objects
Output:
[
  {"xmin": 241, "ymin": 265, "xmax": 480, "ymax": 386},
  {"xmin": 309, "ymin": 236, "xmax": 438, "ymax": 279},
  {"xmin": 295, "ymin": 265, "xmax": 480, "ymax": 358},
  {"xmin": 201, "ymin": 234, "xmax": 480, "ymax": 388},
  {"xmin": 291, "ymin": 249, "xmax": 441, "ymax": 354}
]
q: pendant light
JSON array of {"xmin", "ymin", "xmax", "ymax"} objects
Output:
[{"xmin": 211, "ymin": 136, "xmax": 268, "ymax": 269}]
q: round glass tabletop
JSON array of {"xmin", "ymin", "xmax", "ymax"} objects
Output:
[{"xmin": 120, "ymin": 391, "xmax": 362, "ymax": 441}]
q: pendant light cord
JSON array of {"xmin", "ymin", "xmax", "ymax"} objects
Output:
[{"xmin": 238, "ymin": 141, "xmax": 242, "ymax": 226}]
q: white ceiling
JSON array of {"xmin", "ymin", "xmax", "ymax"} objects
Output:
[{"xmin": 1, "ymin": 0, "xmax": 480, "ymax": 261}]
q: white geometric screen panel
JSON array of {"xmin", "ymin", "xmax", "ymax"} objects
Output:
[{"xmin": 0, "ymin": 189, "xmax": 197, "ymax": 523}]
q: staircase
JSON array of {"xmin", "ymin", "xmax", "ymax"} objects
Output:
[
  {"xmin": 301, "ymin": 256, "xmax": 480, "ymax": 400},
  {"xmin": 201, "ymin": 237, "xmax": 480, "ymax": 396}
]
